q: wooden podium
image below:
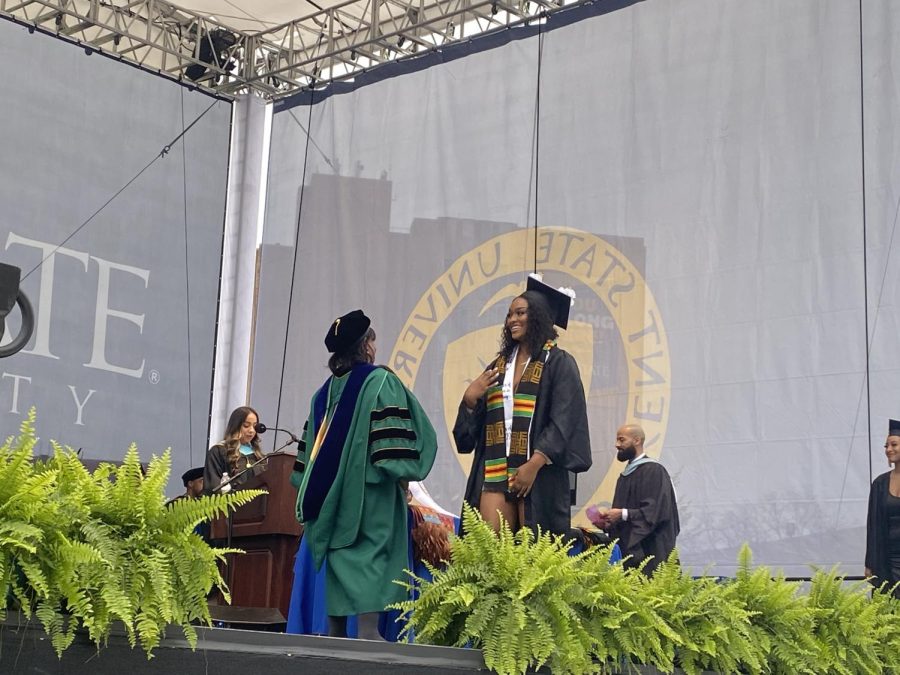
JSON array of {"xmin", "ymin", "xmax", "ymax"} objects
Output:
[{"xmin": 210, "ymin": 453, "xmax": 302, "ymax": 621}]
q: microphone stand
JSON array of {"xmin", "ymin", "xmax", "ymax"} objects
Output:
[{"xmin": 212, "ymin": 438, "xmax": 296, "ymax": 595}]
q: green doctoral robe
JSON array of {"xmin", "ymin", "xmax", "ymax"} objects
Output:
[{"xmin": 291, "ymin": 365, "xmax": 437, "ymax": 616}]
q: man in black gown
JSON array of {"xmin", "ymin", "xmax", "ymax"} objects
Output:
[
  {"xmin": 166, "ymin": 467, "xmax": 205, "ymax": 504},
  {"xmin": 165, "ymin": 467, "xmax": 211, "ymax": 542},
  {"xmin": 590, "ymin": 423, "xmax": 679, "ymax": 575}
]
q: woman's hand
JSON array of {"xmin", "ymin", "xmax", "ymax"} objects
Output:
[
  {"xmin": 508, "ymin": 453, "xmax": 547, "ymax": 498},
  {"xmin": 865, "ymin": 567, "xmax": 873, "ymax": 579},
  {"xmin": 463, "ymin": 367, "xmax": 500, "ymax": 410}
]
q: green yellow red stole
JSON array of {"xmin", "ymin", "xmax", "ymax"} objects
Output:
[{"xmin": 483, "ymin": 341, "xmax": 554, "ymax": 491}]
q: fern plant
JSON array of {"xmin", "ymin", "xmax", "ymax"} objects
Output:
[
  {"xmin": 391, "ymin": 505, "xmax": 900, "ymax": 675},
  {"xmin": 575, "ymin": 546, "xmax": 680, "ymax": 673},
  {"xmin": 867, "ymin": 583, "xmax": 900, "ymax": 673},
  {"xmin": 726, "ymin": 544, "xmax": 819, "ymax": 674},
  {"xmin": 0, "ymin": 412, "xmax": 66, "ymax": 644},
  {"xmin": 1, "ymin": 408, "xmax": 263, "ymax": 656},
  {"xmin": 392, "ymin": 505, "xmax": 614, "ymax": 675},
  {"xmin": 804, "ymin": 568, "xmax": 884, "ymax": 675},
  {"xmin": 638, "ymin": 556, "xmax": 763, "ymax": 675}
]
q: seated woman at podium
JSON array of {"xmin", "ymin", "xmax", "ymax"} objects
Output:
[
  {"xmin": 203, "ymin": 406, "xmax": 266, "ymax": 494},
  {"xmin": 291, "ymin": 309, "xmax": 437, "ymax": 640}
]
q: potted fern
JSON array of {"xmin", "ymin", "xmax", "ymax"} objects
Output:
[
  {"xmin": 725, "ymin": 544, "xmax": 819, "ymax": 674},
  {"xmin": 868, "ymin": 582, "xmax": 900, "ymax": 672},
  {"xmin": 393, "ymin": 505, "xmax": 627, "ymax": 674},
  {"xmin": 392, "ymin": 507, "xmax": 900, "ymax": 675},
  {"xmin": 0, "ymin": 409, "xmax": 262, "ymax": 656},
  {"xmin": 804, "ymin": 568, "xmax": 886, "ymax": 675}
]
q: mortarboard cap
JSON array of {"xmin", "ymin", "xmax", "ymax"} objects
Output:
[
  {"xmin": 182, "ymin": 467, "xmax": 204, "ymax": 486},
  {"xmin": 526, "ymin": 274, "xmax": 574, "ymax": 330},
  {"xmin": 325, "ymin": 309, "xmax": 371, "ymax": 354},
  {"xmin": 890, "ymin": 419, "xmax": 900, "ymax": 438}
]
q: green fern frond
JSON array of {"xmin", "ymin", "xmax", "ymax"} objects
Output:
[
  {"xmin": 35, "ymin": 599, "xmax": 76, "ymax": 655},
  {"xmin": 391, "ymin": 504, "xmax": 606, "ymax": 674},
  {"xmin": 0, "ymin": 412, "xmax": 263, "ymax": 658},
  {"xmin": 804, "ymin": 568, "xmax": 882, "ymax": 675}
]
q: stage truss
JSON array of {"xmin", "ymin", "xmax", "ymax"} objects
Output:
[{"xmin": 0, "ymin": 0, "xmax": 577, "ymax": 98}]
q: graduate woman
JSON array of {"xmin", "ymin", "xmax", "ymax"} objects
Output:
[
  {"xmin": 453, "ymin": 274, "xmax": 592, "ymax": 537},
  {"xmin": 202, "ymin": 406, "xmax": 266, "ymax": 494},
  {"xmin": 291, "ymin": 309, "xmax": 437, "ymax": 639},
  {"xmin": 865, "ymin": 419, "xmax": 900, "ymax": 597}
]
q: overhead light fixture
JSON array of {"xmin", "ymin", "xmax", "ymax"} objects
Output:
[
  {"xmin": 185, "ymin": 28, "xmax": 239, "ymax": 82},
  {"xmin": 0, "ymin": 264, "xmax": 35, "ymax": 359}
]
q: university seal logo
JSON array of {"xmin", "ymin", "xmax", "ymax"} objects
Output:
[{"xmin": 389, "ymin": 227, "xmax": 670, "ymax": 525}]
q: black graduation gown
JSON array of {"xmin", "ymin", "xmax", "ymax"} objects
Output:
[
  {"xmin": 453, "ymin": 347, "xmax": 592, "ymax": 537},
  {"xmin": 608, "ymin": 460, "xmax": 679, "ymax": 575},
  {"xmin": 201, "ymin": 444, "xmax": 264, "ymax": 495},
  {"xmin": 865, "ymin": 471, "xmax": 900, "ymax": 595}
]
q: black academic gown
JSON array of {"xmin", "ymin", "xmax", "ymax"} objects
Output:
[
  {"xmin": 865, "ymin": 471, "xmax": 900, "ymax": 594},
  {"xmin": 453, "ymin": 347, "xmax": 592, "ymax": 537},
  {"xmin": 607, "ymin": 460, "xmax": 679, "ymax": 575},
  {"xmin": 201, "ymin": 444, "xmax": 263, "ymax": 495}
]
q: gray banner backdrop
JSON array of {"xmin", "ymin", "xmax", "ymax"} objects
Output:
[
  {"xmin": 256, "ymin": 0, "xmax": 900, "ymax": 576},
  {"xmin": 0, "ymin": 20, "xmax": 232, "ymax": 493}
]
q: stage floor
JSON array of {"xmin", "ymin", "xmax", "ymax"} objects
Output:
[{"xmin": 0, "ymin": 615, "xmax": 486, "ymax": 674}]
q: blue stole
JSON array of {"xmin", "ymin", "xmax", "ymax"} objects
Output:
[
  {"xmin": 622, "ymin": 455, "xmax": 656, "ymax": 476},
  {"xmin": 300, "ymin": 364, "xmax": 376, "ymax": 521}
]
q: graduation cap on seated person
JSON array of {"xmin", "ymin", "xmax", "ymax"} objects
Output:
[
  {"xmin": 324, "ymin": 309, "xmax": 371, "ymax": 354},
  {"xmin": 526, "ymin": 273, "xmax": 575, "ymax": 330},
  {"xmin": 181, "ymin": 467, "xmax": 204, "ymax": 486},
  {"xmin": 890, "ymin": 420, "xmax": 900, "ymax": 438}
]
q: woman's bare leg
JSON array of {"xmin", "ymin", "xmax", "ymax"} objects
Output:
[{"xmin": 480, "ymin": 491, "xmax": 518, "ymax": 533}]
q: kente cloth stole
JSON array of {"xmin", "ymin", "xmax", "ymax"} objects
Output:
[
  {"xmin": 483, "ymin": 341, "xmax": 554, "ymax": 491},
  {"xmin": 299, "ymin": 363, "xmax": 376, "ymax": 521}
]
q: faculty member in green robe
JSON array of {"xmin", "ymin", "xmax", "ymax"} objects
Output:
[{"xmin": 292, "ymin": 309, "xmax": 437, "ymax": 640}]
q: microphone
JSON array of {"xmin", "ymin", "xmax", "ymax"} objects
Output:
[{"xmin": 254, "ymin": 422, "xmax": 299, "ymax": 445}]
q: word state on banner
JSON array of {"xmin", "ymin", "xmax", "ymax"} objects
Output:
[{"xmin": 1, "ymin": 231, "xmax": 151, "ymax": 428}]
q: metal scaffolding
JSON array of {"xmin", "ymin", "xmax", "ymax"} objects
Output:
[
  {"xmin": 0, "ymin": 0, "xmax": 570, "ymax": 98},
  {"xmin": 0, "ymin": 0, "xmax": 246, "ymax": 94}
]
